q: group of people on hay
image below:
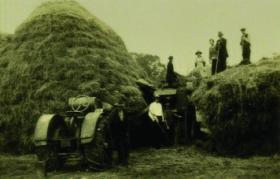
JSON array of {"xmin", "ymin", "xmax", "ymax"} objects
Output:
[{"xmin": 167, "ymin": 28, "xmax": 251, "ymax": 87}]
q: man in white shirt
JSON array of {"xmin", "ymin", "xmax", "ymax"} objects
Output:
[
  {"xmin": 148, "ymin": 95, "xmax": 164, "ymax": 123},
  {"xmin": 148, "ymin": 95, "xmax": 170, "ymax": 148}
]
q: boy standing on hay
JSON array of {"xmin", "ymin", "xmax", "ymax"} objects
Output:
[
  {"xmin": 215, "ymin": 31, "xmax": 229, "ymax": 73},
  {"xmin": 240, "ymin": 28, "xmax": 251, "ymax": 65}
]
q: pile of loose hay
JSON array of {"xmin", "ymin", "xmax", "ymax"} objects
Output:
[
  {"xmin": 0, "ymin": 0, "xmax": 164, "ymax": 152},
  {"xmin": 192, "ymin": 58, "xmax": 280, "ymax": 155}
]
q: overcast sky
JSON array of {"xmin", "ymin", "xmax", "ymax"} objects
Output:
[{"xmin": 1, "ymin": 0, "xmax": 280, "ymax": 75}]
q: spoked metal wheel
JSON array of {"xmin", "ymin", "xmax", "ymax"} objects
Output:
[{"xmin": 83, "ymin": 116, "xmax": 113, "ymax": 170}]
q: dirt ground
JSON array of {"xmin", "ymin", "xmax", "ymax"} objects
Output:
[{"xmin": 0, "ymin": 146, "xmax": 280, "ymax": 178}]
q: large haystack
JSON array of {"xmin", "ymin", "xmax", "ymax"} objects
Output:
[
  {"xmin": 192, "ymin": 58, "xmax": 280, "ymax": 155},
  {"xmin": 0, "ymin": 0, "xmax": 158, "ymax": 152}
]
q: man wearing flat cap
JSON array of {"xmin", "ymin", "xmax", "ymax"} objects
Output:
[
  {"xmin": 240, "ymin": 28, "xmax": 251, "ymax": 65},
  {"xmin": 166, "ymin": 56, "xmax": 177, "ymax": 87},
  {"xmin": 215, "ymin": 31, "xmax": 229, "ymax": 73}
]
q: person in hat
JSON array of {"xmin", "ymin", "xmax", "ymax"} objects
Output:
[
  {"xmin": 215, "ymin": 31, "xmax": 229, "ymax": 73},
  {"xmin": 148, "ymin": 94, "xmax": 169, "ymax": 148},
  {"xmin": 209, "ymin": 39, "xmax": 218, "ymax": 75},
  {"xmin": 111, "ymin": 98, "xmax": 129, "ymax": 165},
  {"xmin": 148, "ymin": 94, "xmax": 164, "ymax": 123},
  {"xmin": 194, "ymin": 51, "xmax": 206, "ymax": 68},
  {"xmin": 194, "ymin": 51, "xmax": 208, "ymax": 78},
  {"xmin": 166, "ymin": 56, "xmax": 177, "ymax": 87},
  {"xmin": 240, "ymin": 28, "xmax": 251, "ymax": 65}
]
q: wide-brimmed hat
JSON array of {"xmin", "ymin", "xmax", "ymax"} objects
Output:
[
  {"xmin": 168, "ymin": 56, "xmax": 173, "ymax": 60},
  {"xmin": 240, "ymin": 28, "xmax": 246, "ymax": 32},
  {"xmin": 195, "ymin": 51, "xmax": 202, "ymax": 55}
]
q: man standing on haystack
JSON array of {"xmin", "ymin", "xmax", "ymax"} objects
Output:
[
  {"xmin": 166, "ymin": 56, "xmax": 177, "ymax": 87},
  {"xmin": 240, "ymin": 28, "xmax": 251, "ymax": 65},
  {"xmin": 209, "ymin": 39, "xmax": 218, "ymax": 75},
  {"xmin": 215, "ymin": 31, "xmax": 229, "ymax": 73}
]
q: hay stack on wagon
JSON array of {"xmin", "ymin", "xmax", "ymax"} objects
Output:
[{"xmin": 192, "ymin": 58, "xmax": 280, "ymax": 155}]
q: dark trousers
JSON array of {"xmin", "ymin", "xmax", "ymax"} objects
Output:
[
  {"xmin": 216, "ymin": 58, "xmax": 227, "ymax": 73},
  {"xmin": 152, "ymin": 117, "xmax": 168, "ymax": 148},
  {"xmin": 211, "ymin": 59, "xmax": 217, "ymax": 75},
  {"xmin": 167, "ymin": 79, "xmax": 176, "ymax": 88},
  {"xmin": 110, "ymin": 119, "xmax": 129, "ymax": 165},
  {"xmin": 186, "ymin": 104, "xmax": 197, "ymax": 140},
  {"xmin": 241, "ymin": 47, "xmax": 251, "ymax": 65},
  {"xmin": 116, "ymin": 135, "xmax": 129, "ymax": 165},
  {"xmin": 167, "ymin": 80, "xmax": 173, "ymax": 88}
]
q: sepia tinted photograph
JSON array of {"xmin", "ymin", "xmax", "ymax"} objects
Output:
[{"xmin": 0, "ymin": 0, "xmax": 279, "ymax": 178}]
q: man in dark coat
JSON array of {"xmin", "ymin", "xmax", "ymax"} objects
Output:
[
  {"xmin": 110, "ymin": 102, "xmax": 129, "ymax": 165},
  {"xmin": 209, "ymin": 39, "xmax": 218, "ymax": 75},
  {"xmin": 215, "ymin": 32, "xmax": 229, "ymax": 73},
  {"xmin": 240, "ymin": 28, "xmax": 251, "ymax": 65},
  {"xmin": 166, "ymin": 56, "xmax": 177, "ymax": 87}
]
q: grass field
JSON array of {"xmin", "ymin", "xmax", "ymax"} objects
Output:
[{"xmin": 1, "ymin": 146, "xmax": 279, "ymax": 178}]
